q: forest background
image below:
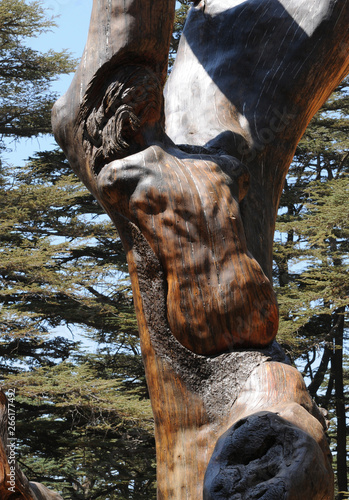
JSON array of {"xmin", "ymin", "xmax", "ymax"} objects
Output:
[{"xmin": 0, "ymin": 1, "xmax": 348, "ymax": 499}]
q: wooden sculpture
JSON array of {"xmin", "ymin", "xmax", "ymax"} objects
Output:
[{"xmin": 51, "ymin": 0, "xmax": 349, "ymax": 498}]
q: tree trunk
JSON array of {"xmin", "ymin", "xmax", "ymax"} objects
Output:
[{"xmin": 51, "ymin": 0, "xmax": 349, "ymax": 497}]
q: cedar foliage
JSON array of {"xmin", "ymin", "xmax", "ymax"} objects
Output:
[
  {"xmin": 0, "ymin": 150, "xmax": 157, "ymax": 499},
  {"xmin": 274, "ymin": 79, "xmax": 349, "ymax": 498},
  {"xmin": 0, "ymin": 0, "xmax": 348, "ymax": 498},
  {"xmin": 0, "ymin": 1, "xmax": 156, "ymax": 498},
  {"xmin": 0, "ymin": 0, "xmax": 75, "ymax": 142},
  {"xmin": 169, "ymin": 0, "xmax": 191, "ymax": 70}
]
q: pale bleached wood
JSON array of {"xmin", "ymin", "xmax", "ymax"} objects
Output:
[{"xmin": 165, "ymin": 0, "xmax": 349, "ymax": 277}]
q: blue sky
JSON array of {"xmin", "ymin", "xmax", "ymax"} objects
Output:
[
  {"xmin": 8, "ymin": 1, "xmax": 184, "ymax": 166},
  {"xmin": 6, "ymin": 1, "xmax": 92, "ymax": 166},
  {"xmin": 33, "ymin": 0, "xmax": 91, "ymax": 93}
]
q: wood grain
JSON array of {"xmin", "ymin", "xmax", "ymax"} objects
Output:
[
  {"xmin": 52, "ymin": 0, "xmax": 176, "ymax": 196},
  {"xmin": 98, "ymin": 144, "xmax": 278, "ymax": 354},
  {"xmin": 113, "ymin": 219, "xmax": 290, "ymax": 498},
  {"xmin": 165, "ymin": 0, "xmax": 349, "ymax": 278},
  {"xmin": 51, "ymin": 0, "xmax": 349, "ymax": 497}
]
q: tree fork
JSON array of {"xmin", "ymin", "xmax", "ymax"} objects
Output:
[{"xmin": 51, "ymin": 0, "xmax": 349, "ymax": 498}]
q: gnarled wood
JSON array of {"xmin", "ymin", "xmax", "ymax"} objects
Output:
[
  {"xmin": 204, "ymin": 362, "xmax": 334, "ymax": 499},
  {"xmin": 97, "ymin": 145, "xmax": 278, "ymax": 354},
  {"xmin": 53, "ymin": 0, "xmax": 279, "ymax": 356},
  {"xmin": 165, "ymin": 0, "xmax": 349, "ymax": 277},
  {"xmin": 52, "ymin": 0, "xmax": 349, "ymax": 498},
  {"xmin": 204, "ymin": 411, "xmax": 332, "ymax": 500}
]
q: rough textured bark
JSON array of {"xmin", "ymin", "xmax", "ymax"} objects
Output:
[{"xmin": 51, "ymin": 1, "xmax": 349, "ymax": 498}]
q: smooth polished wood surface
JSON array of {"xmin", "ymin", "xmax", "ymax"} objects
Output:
[
  {"xmin": 113, "ymin": 223, "xmax": 290, "ymax": 498},
  {"xmin": 51, "ymin": 0, "xmax": 348, "ymax": 497},
  {"xmin": 165, "ymin": 0, "xmax": 349, "ymax": 278},
  {"xmin": 98, "ymin": 144, "xmax": 278, "ymax": 354}
]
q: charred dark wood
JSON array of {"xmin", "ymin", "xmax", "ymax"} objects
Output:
[{"xmin": 204, "ymin": 411, "xmax": 332, "ymax": 500}]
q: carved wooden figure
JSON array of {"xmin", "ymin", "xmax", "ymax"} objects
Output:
[{"xmin": 51, "ymin": 1, "xmax": 349, "ymax": 499}]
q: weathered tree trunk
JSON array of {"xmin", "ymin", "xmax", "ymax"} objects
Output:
[{"xmin": 51, "ymin": 1, "xmax": 349, "ymax": 498}]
